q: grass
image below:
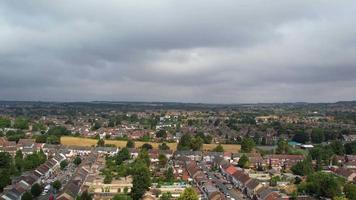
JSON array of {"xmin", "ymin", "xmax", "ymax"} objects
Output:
[{"xmin": 60, "ymin": 136, "xmax": 241, "ymax": 152}]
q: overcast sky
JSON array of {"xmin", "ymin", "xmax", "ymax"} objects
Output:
[{"xmin": 0, "ymin": 1, "xmax": 355, "ymax": 103}]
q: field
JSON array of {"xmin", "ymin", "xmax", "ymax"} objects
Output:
[{"xmin": 60, "ymin": 136, "xmax": 241, "ymax": 152}]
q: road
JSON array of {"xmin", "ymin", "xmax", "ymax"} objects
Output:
[
  {"xmin": 38, "ymin": 159, "xmax": 77, "ymax": 200},
  {"xmin": 200, "ymin": 164, "xmax": 244, "ymax": 200}
]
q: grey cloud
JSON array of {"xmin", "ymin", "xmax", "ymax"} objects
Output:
[{"xmin": 0, "ymin": 0, "xmax": 355, "ymax": 103}]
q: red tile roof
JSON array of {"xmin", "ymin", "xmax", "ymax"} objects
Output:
[{"xmin": 225, "ymin": 165, "xmax": 237, "ymax": 175}]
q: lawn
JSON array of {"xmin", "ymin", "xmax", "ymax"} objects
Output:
[{"xmin": 60, "ymin": 136, "xmax": 240, "ymax": 152}]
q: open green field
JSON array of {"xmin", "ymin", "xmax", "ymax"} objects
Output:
[{"xmin": 61, "ymin": 136, "xmax": 241, "ymax": 152}]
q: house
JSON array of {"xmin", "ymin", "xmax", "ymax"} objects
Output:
[
  {"xmin": 346, "ymin": 155, "xmax": 356, "ymax": 162},
  {"xmin": 232, "ymin": 153, "xmax": 264, "ymax": 168},
  {"xmin": 265, "ymin": 154, "xmax": 304, "ymax": 169},
  {"xmin": 129, "ymin": 130, "xmax": 149, "ymax": 140},
  {"xmin": 1, "ymin": 188, "xmax": 22, "ymax": 200},
  {"xmin": 223, "ymin": 152, "xmax": 232, "ymax": 161},
  {"xmin": 66, "ymin": 146, "xmax": 92, "ymax": 156},
  {"xmin": 159, "ymin": 150, "xmax": 173, "ymax": 159},
  {"xmin": 85, "ymin": 176, "xmax": 133, "ymax": 199},
  {"xmin": 128, "ymin": 148, "xmax": 139, "ymax": 159},
  {"xmin": 2, "ymin": 141, "xmax": 17, "ymax": 156},
  {"xmin": 255, "ymin": 187, "xmax": 280, "ymax": 200},
  {"xmin": 57, "ymin": 158, "xmax": 94, "ymax": 200},
  {"xmin": 0, "ymin": 137, "xmax": 8, "ymax": 148},
  {"xmin": 208, "ymin": 191, "xmax": 225, "ymax": 200},
  {"xmin": 203, "ymin": 152, "xmax": 223, "ymax": 163},
  {"xmin": 95, "ymin": 146, "xmax": 118, "ymax": 156},
  {"xmin": 149, "ymin": 149, "xmax": 159, "ymax": 163},
  {"xmin": 245, "ymin": 179, "xmax": 263, "ymax": 198},
  {"xmin": 221, "ymin": 164, "xmax": 238, "ymax": 177},
  {"xmin": 231, "ymin": 170, "xmax": 251, "ymax": 190},
  {"xmin": 345, "ymin": 161, "xmax": 356, "ymax": 169},
  {"xmin": 174, "ymin": 151, "xmax": 203, "ymax": 161},
  {"xmin": 342, "ymin": 134, "xmax": 356, "ymax": 143},
  {"xmin": 156, "ymin": 183, "xmax": 187, "ymax": 198},
  {"xmin": 17, "ymin": 139, "xmax": 36, "ymax": 154},
  {"xmin": 57, "ymin": 181, "xmax": 81, "ymax": 200},
  {"xmin": 334, "ymin": 168, "xmax": 356, "ymax": 182}
]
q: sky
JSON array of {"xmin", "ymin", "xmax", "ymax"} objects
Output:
[{"xmin": 0, "ymin": 1, "xmax": 355, "ymax": 103}]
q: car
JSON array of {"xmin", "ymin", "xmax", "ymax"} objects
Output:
[{"xmin": 225, "ymin": 184, "xmax": 233, "ymax": 190}]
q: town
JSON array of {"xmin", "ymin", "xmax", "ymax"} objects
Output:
[{"xmin": 0, "ymin": 101, "xmax": 355, "ymax": 200}]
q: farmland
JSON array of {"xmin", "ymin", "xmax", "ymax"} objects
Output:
[{"xmin": 60, "ymin": 136, "xmax": 241, "ymax": 152}]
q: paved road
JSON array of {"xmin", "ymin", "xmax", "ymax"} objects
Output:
[
  {"xmin": 38, "ymin": 159, "xmax": 76, "ymax": 200},
  {"xmin": 229, "ymin": 188, "xmax": 247, "ymax": 200},
  {"xmin": 200, "ymin": 164, "xmax": 244, "ymax": 200}
]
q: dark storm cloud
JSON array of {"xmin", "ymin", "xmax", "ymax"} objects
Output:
[{"xmin": 0, "ymin": 0, "xmax": 355, "ymax": 103}]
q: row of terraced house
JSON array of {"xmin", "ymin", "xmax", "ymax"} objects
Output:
[
  {"xmin": 0, "ymin": 153, "xmax": 66, "ymax": 200},
  {"xmin": 220, "ymin": 164, "xmax": 282, "ymax": 200}
]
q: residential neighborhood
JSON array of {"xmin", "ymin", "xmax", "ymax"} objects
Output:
[{"xmin": 0, "ymin": 101, "xmax": 355, "ymax": 200}]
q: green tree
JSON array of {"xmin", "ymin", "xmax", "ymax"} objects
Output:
[
  {"xmin": 276, "ymin": 139, "xmax": 289, "ymax": 154},
  {"xmin": 298, "ymin": 172, "xmax": 343, "ymax": 198},
  {"xmin": 292, "ymin": 130, "xmax": 309, "ymax": 144},
  {"xmin": 76, "ymin": 190, "xmax": 93, "ymax": 200},
  {"xmin": 0, "ymin": 152, "xmax": 13, "ymax": 191},
  {"xmin": 104, "ymin": 173, "xmax": 113, "ymax": 184},
  {"xmin": 15, "ymin": 150, "xmax": 24, "ymax": 172},
  {"xmin": 52, "ymin": 180, "xmax": 62, "ymax": 191},
  {"xmin": 141, "ymin": 143, "xmax": 153, "ymax": 150},
  {"xmin": 35, "ymin": 134, "xmax": 48, "ymax": 143},
  {"xmin": 311, "ymin": 128, "xmax": 325, "ymax": 144},
  {"xmin": 108, "ymin": 118, "xmax": 116, "ymax": 128},
  {"xmin": 131, "ymin": 161, "xmax": 151, "ymax": 200},
  {"xmin": 291, "ymin": 159, "xmax": 313, "ymax": 176},
  {"xmin": 6, "ymin": 130, "xmax": 25, "ymax": 142},
  {"xmin": 190, "ymin": 136, "xmax": 203, "ymax": 151},
  {"xmin": 115, "ymin": 147, "xmax": 130, "ymax": 165},
  {"xmin": 137, "ymin": 149, "xmax": 150, "ymax": 167},
  {"xmin": 156, "ymin": 130, "xmax": 167, "ymax": 138},
  {"xmin": 91, "ymin": 121, "xmax": 101, "ymax": 131},
  {"xmin": 329, "ymin": 141, "xmax": 345, "ymax": 155},
  {"xmin": 21, "ymin": 192, "xmax": 33, "ymax": 200},
  {"xmin": 165, "ymin": 166, "xmax": 174, "ymax": 183},
  {"xmin": 31, "ymin": 183, "xmax": 42, "ymax": 197},
  {"xmin": 159, "ymin": 143, "xmax": 170, "ymax": 150},
  {"xmin": 344, "ymin": 183, "xmax": 356, "ymax": 200},
  {"xmin": 32, "ymin": 122, "xmax": 46, "ymax": 132},
  {"xmin": 60, "ymin": 160, "xmax": 68, "ymax": 170},
  {"xmin": 177, "ymin": 188, "xmax": 199, "ymax": 200},
  {"xmin": 237, "ymin": 154, "xmax": 249, "ymax": 168},
  {"xmin": 345, "ymin": 141, "xmax": 356, "ymax": 155},
  {"xmin": 196, "ymin": 132, "xmax": 213, "ymax": 144},
  {"xmin": 309, "ymin": 146, "xmax": 334, "ymax": 166},
  {"xmin": 38, "ymin": 149, "xmax": 47, "ymax": 164},
  {"xmin": 113, "ymin": 194, "xmax": 133, "ymax": 200},
  {"xmin": 47, "ymin": 126, "xmax": 70, "ymax": 136},
  {"xmin": 270, "ymin": 176, "xmax": 281, "ymax": 187},
  {"xmin": 212, "ymin": 144, "xmax": 224, "ymax": 152},
  {"xmin": 46, "ymin": 135, "xmax": 60, "ymax": 144},
  {"xmin": 14, "ymin": 117, "xmax": 29, "ymax": 130},
  {"xmin": 23, "ymin": 152, "xmax": 43, "ymax": 171},
  {"xmin": 97, "ymin": 139, "xmax": 105, "ymax": 147},
  {"xmin": 117, "ymin": 164, "xmax": 128, "ymax": 177},
  {"xmin": 0, "ymin": 117, "xmax": 11, "ymax": 128},
  {"xmin": 158, "ymin": 154, "xmax": 168, "ymax": 168},
  {"xmin": 177, "ymin": 134, "xmax": 192, "ymax": 150},
  {"xmin": 126, "ymin": 140, "xmax": 135, "ymax": 148},
  {"xmin": 73, "ymin": 156, "xmax": 82, "ymax": 166},
  {"xmin": 160, "ymin": 192, "xmax": 172, "ymax": 200},
  {"xmin": 0, "ymin": 171, "xmax": 11, "ymax": 192},
  {"xmin": 241, "ymin": 137, "xmax": 255, "ymax": 153}
]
